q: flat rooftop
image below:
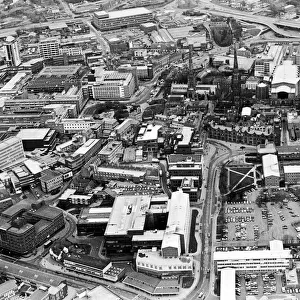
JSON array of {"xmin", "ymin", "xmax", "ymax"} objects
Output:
[
  {"xmin": 73, "ymin": 139, "xmax": 100, "ymax": 156},
  {"xmin": 220, "ymin": 268, "xmax": 236, "ymax": 300},
  {"xmin": 96, "ymin": 166, "xmax": 146, "ymax": 177},
  {"xmin": 284, "ymin": 165, "xmax": 300, "ymax": 174},
  {"xmin": 214, "ymin": 248, "xmax": 292, "ymax": 261},
  {"xmin": 105, "ymin": 195, "xmax": 151, "ymax": 236},
  {"xmin": 16, "ymin": 128, "xmax": 50, "ymax": 140},
  {"xmin": 166, "ymin": 191, "xmax": 190, "ymax": 235},
  {"xmin": 178, "ymin": 127, "xmax": 193, "ymax": 147},
  {"xmin": 137, "ymin": 124, "xmax": 161, "ymax": 142},
  {"xmin": 262, "ymin": 154, "xmax": 280, "ymax": 178},
  {"xmin": 0, "ymin": 72, "xmax": 28, "ymax": 92},
  {"xmin": 95, "ymin": 7, "xmax": 151, "ymax": 19}
]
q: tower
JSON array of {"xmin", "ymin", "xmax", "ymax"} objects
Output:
[
  {"xmin": 231, "ymin": 42, "xmax": 241, "ymax": 109},
  {"xmin": 4, "ymin": 36, "xmax": 21, "ymax": 66},
  {"xmin": 39, "ymin": 38, "xmax": 60, "ymax": 59},
  {"xmin": 187, "ymin": 43, "xmax": 196, "ymax": 100}
]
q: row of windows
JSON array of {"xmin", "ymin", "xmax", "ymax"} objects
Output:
[{"xmin": 138, "ymin": 262, "xmax": 192, "ymax": 270}]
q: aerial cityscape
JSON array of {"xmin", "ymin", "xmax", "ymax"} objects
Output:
[{"xmin": 2, "ymin": 0, "xmax": 300, "ymax": 299}]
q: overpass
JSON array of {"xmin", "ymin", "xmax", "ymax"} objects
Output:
[{"xmin": 209, "ymin": 8, "xmax": 300, "ymax": 38}]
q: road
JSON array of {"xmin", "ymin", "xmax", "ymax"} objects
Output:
[{"xmin": 197, "ymin": 0, "xmax": 300, "ymax": 38}]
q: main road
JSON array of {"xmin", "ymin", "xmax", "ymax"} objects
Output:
[
  {"xmin": 185, "ymin": 140, "xmax": 232, "ymax": 300},
  {"xmin": 197, "ymin": 0, "xmax": 300, "ymax": 38}
]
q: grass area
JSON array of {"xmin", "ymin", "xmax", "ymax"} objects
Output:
[
  {"xmin": 182, "ymin": 276, "xmax": 194, "ymax": 288},
  {"xmin": 229, "ymin": 168, "xmax": 254, "ymax": 191},
  {"xmin": 189, "ymin": 210, "xmax": 198, "ymax": 253}
]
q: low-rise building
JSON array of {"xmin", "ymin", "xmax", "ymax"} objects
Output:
[
  {"xmin": 284, "ymin": 165, "xmax": 300, "ymax": 185},
  {"xmin": 40, "ymin": 169, "xmax": 63, "ymax": 193},
  {"xmin": 214, "ymin": 240, "xmax": 292, "ymax": 272},
  {"xmin": 262, "ymin": 154, "xmax": 280, "ymax": 188},
  {"xmin": 99, "ymin": 141, "xmax": 123, "ymax": 164},
  {"xmin": 136, "ymin": 124, "xmax": 162, "ymax": 155},
  {"xmin": 65, "ymin": 139, "xmax": 102, "ymax": 170},
  {"xmin": 93, "ymin": 166, "xmax": 146, "ymax": 183},
  {"xmin": 136, "ymin": 248, "xmax": 193, "ymax": 277}
]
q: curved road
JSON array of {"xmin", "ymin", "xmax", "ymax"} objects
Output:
[{"xmin": 186, "ymin": 140, "xmax": 232, "ymax": 300}]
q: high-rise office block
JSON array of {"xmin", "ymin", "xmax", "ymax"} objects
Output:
[
  {"xmin": 4, "ymin": 36, "xmax": 21, "ymax": 66},
  {"xmin": 39, "ymin": 38, "xmax": 60, "ymax": 59},
  {"xmin": 0, "ymin": 137, "xmax": 25, "ymax": 170}
]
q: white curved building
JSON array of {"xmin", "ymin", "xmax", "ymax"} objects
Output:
[{"xmin": 271, "ymin": 60, "xmax": 300, "ymax": 99}]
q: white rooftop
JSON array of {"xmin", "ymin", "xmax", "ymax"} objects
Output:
[
  {"xmin": 95, "ymin": 7, "xmax": 151, "ymax": 20},
  {"xmin": 178, "ymin": 127, "xmax": 193, "ymax": 146},
  {"xmin": 73, "ymin": 139, "xmax": 100, "ymax": 156},
  {"xmin": 166, "ymin": 191, "xmax": 190, "ymax": 235},
  {"xmin": 136, "ymin": 249, "xmax": 193, "ymax": 271},
  {"xmin": 214, "ymin": 246, "xmax": 292, "ymax": 261},
  {"xmin": 284, "ymin": 165, "xmax": 300, "ymax": 174},
  {"xmin": 272, "ymin": 60, "xmax": 299, "ymax": 85},
  {"xmin": 262, "ymin": 154, "xmax": 280, "ymax": 178},
  {"xmin": 137, "ymin": 124, "xmax": 161, "ymax": 142},
  {"xmin": 23, "ymin": 159, "xmax": 42, "ymax": 175},
  {"xmin": 105, "ymin": 195, "xmax": 151, "ymax": 236},
  {"xmin": 0, "ymin": 72, "xmax": 28, "ymax": 92},
  {"xmin": 241, "ymin": 107, "xmax": 251, "ymax": 117},
  {"xmin": 17, "ymin": 128, "xmax": 50, "ymax": 140},
  {"xmin": 96, "ymin": 167, "xmax": 146, "ymax": 177},
  {"xmin": 220, "ymin": 268, "xmax": 236, "ymax": 300}
]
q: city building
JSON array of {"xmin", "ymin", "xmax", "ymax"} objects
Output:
[
  {"xmin": 262, "ymin": 154, "xmax": 280, "ymax": 188},
  {"xmin": 98, "ymin": 141, "xmax": 123, "ymax": 164},
  {"xmin": 93, "ymin": 166, "xmax": 146, "ymax": 183},
  {"xmin": 61, "ymin": 117, "xmax": 103, "ymax": 134},
  {"xmin": 28, "ymin": 283, "xmax": 68, "ymax": 300},
  {"xmin": 40, "ymin": 169, "xmax": 63, "ymax": 193},
  {"xmin": 113, "ymin": 118, "xmax": 139, "ymax": 141},
  {"xmin": 0, "ymin": 72, "xmax": 31, "ymax": 97},
  {"xmin": 0, "ymin": 201, "xmax": 64, "ymax": 254},
  {"xmin": 284, "ymin": 165, "xmax": 300, "ymax": 185},
  {"xmin": 104, "ymin": 195, "xmax": 152, "ymax": 255},
  {"xmin": 174, "ymin": 127, "xmax": 194, "ymax": 154},
  {"xmin": 136, "ymin": 124, "xmax": 162, "ymax": 155},
  {"xmin": 64, "ymin": 254, "xmax": 124, "ymax": 282},
  {"xmin": 73, "ymin": 285, "xmax": 122, "ymax": 300},
  {"xmin": 165, "ymin": 190, "xmax": 190, "ymax": 254},
  {"xmin": 220, "ymin": 268, "xmax": 236, "ymax": 300},
  {"xmin": 0, "ymin": 137, "xmax": 25, "ymax": 171},
  {"xmin": 85, "ymin": 70, "xmax": 136, "ymax": 101},
  {"xmin": 136, "ymin": 248, "xmax": 193, "ymax": 277},
  {"xmin": 27, "ymin": 65, "xmax": 82, "ymax": 93},
  {"xmin": 254, "ymin": 44, "xmax": 285, "ymax": 77},
  {"xmin": 167, "ymin": 154, "xmax": 202, "ymax": 202},
  {"xmin": 16, "ymin": 128, "xmax": 57, "ymax": 151},
  {"xmin": 123, "ymin": 272, "xmax": 179, "ymax": 296},
  {"xmin": 39, "ymin": 37, "xmax": 60, "ymax": 59},
  {"xmin": 214, "ymin": 240, "xmax": 292, "ymax": 272},
  {"xmin": 271, "ymin": 60, "xmax": 300, "ymax": 99},
  {"xmin": 92, "ymin": 7, "xmax": 153, "ymax": 31},
  {"xmin": 77, "ymin": 207, "xmax": 112, "ymax": 235},
  {"xmin": 4, "ymin": 36, "xmax": 21, "ymax": 66},
  {"xmin": 65, "ymin": 139, "xmax": 102, "ymax": 170},
  {"xmin": 207, "ymin": 122, "xmax": 275, "ymax": 146},
  {"xmin": 0, "ymin": 280, "xmax": 18, "ymax": 299}
]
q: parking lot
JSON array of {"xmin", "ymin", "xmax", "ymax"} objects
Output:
[
  {"xmin": 217, "ymin": 189, "xmax": 300, "ymax": 246},
  {"xmin": 236, "ymin": 272, "xmax": 282, "ymax": 298}
]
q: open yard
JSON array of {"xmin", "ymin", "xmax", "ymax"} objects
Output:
[{"xmin": 216, "ymin": 189, "xmax": 300, "ymax": 247}]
